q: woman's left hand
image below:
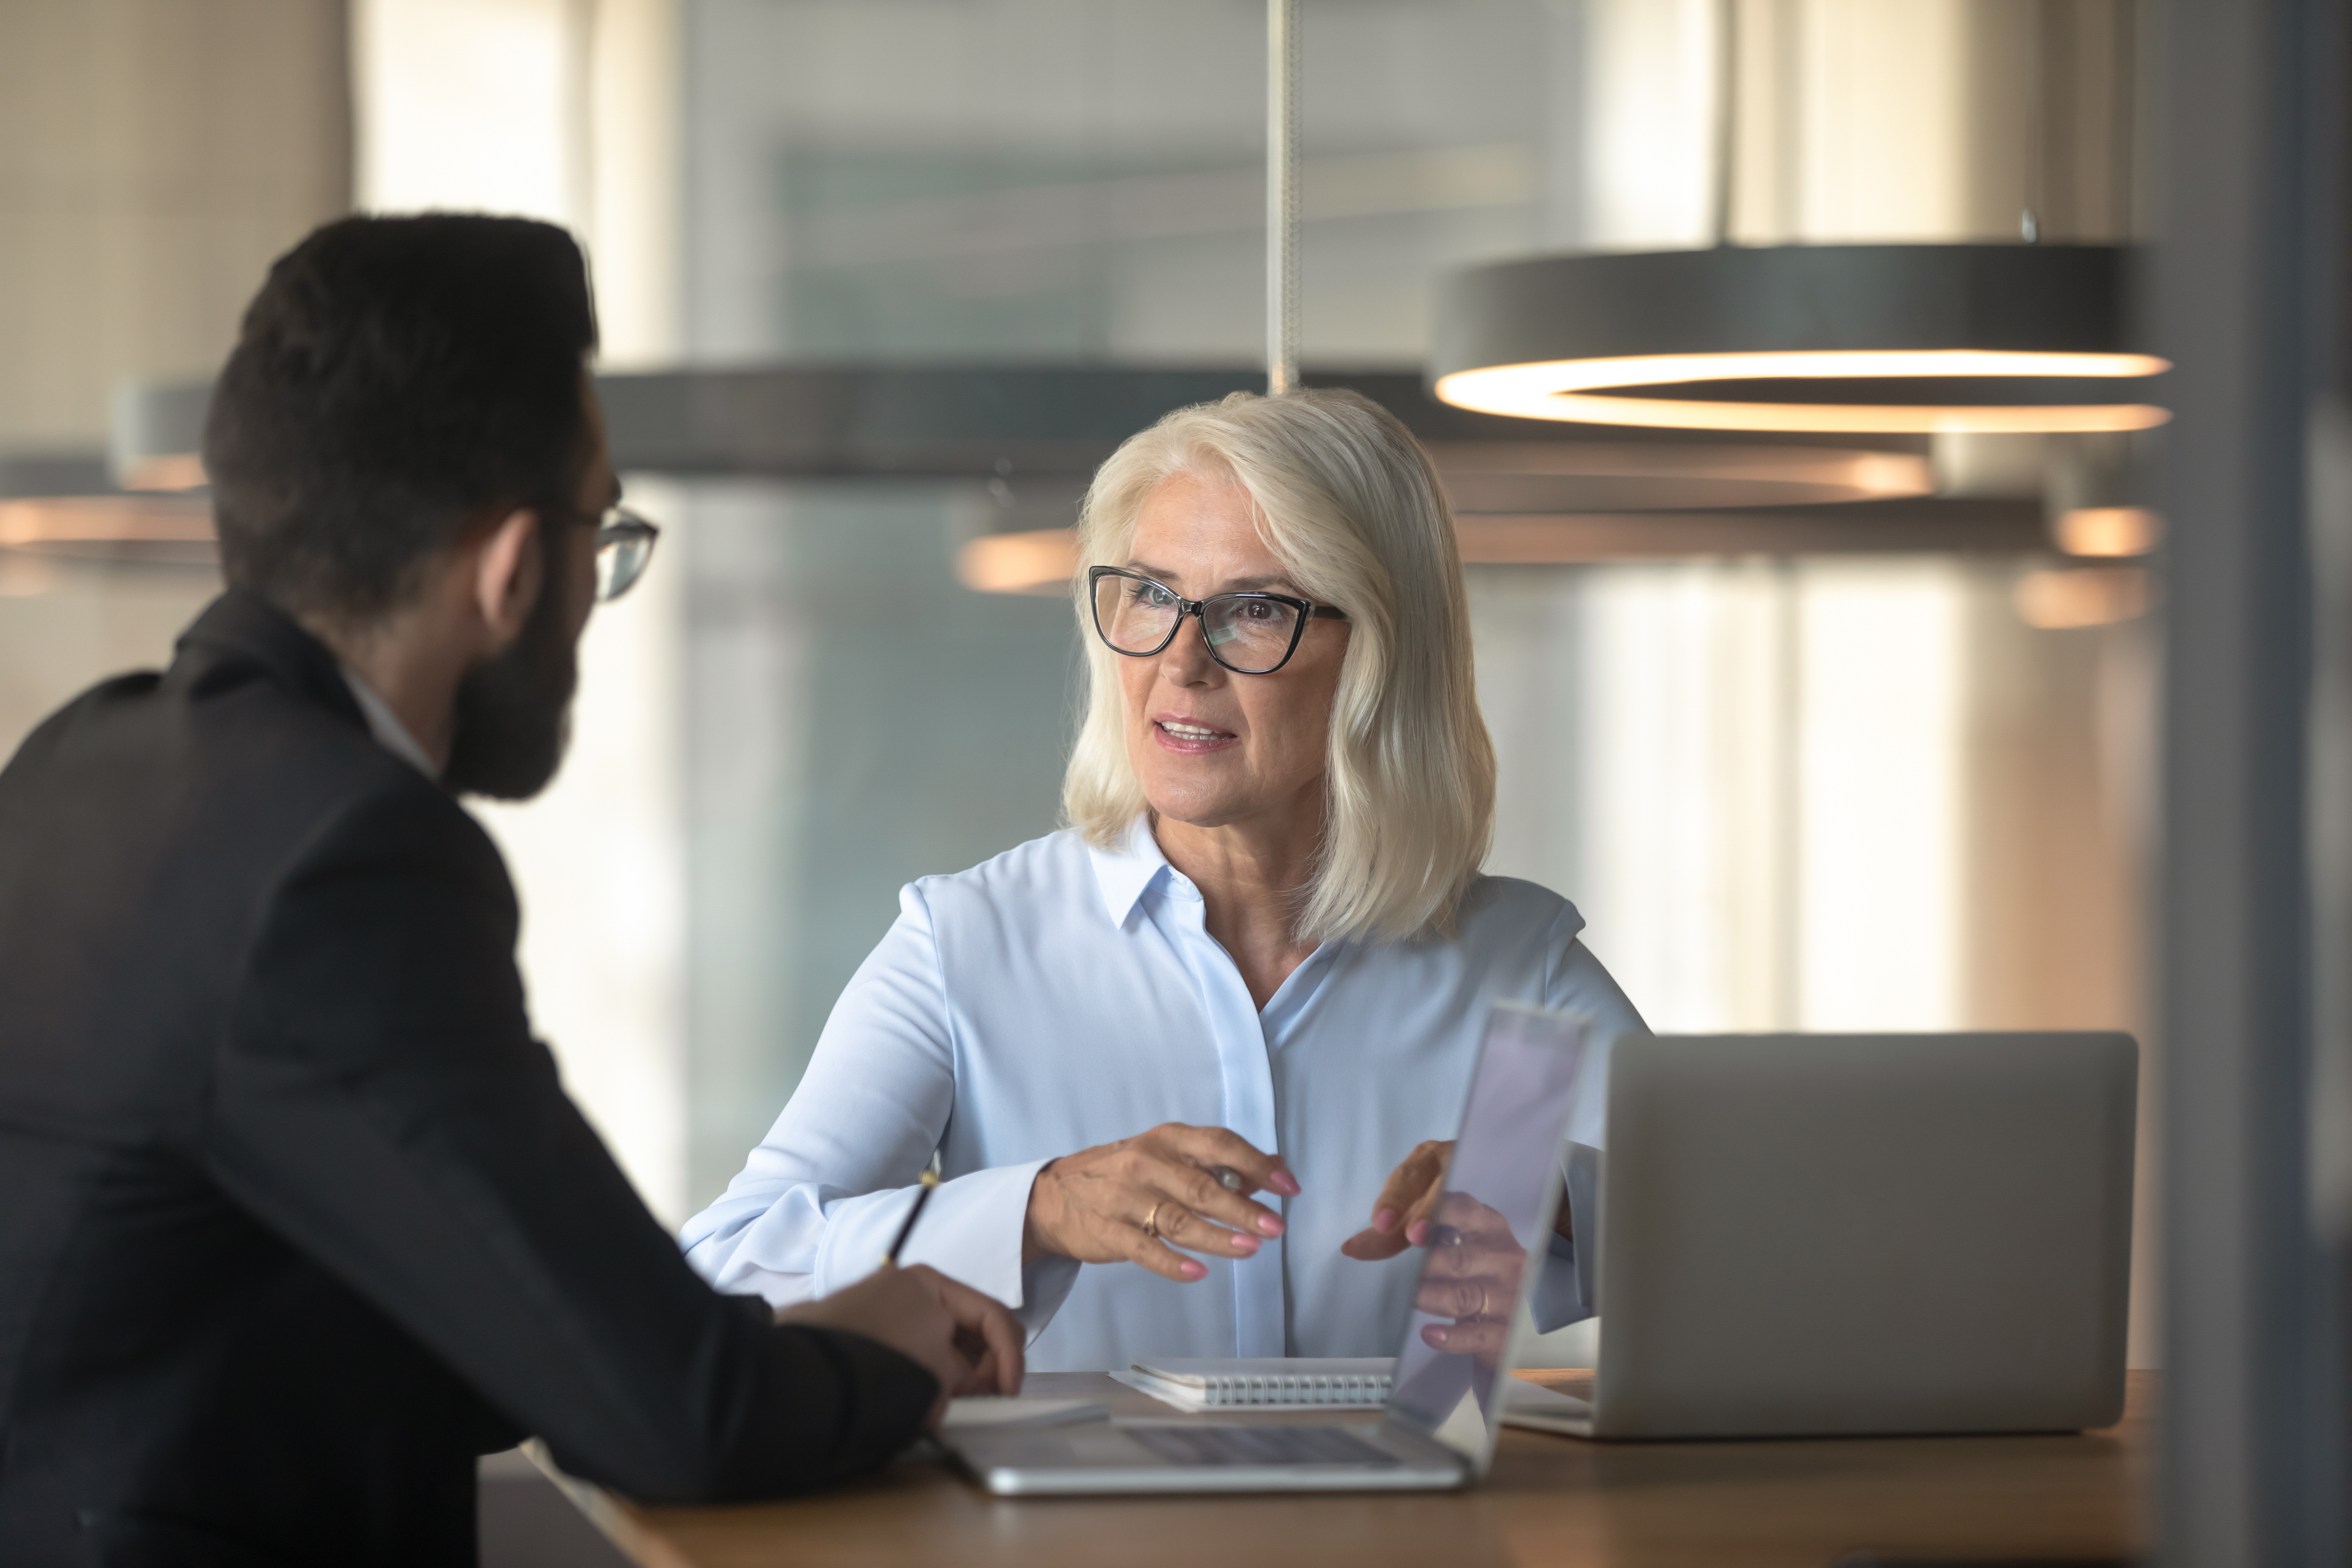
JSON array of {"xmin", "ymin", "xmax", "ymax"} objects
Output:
[{"xmin": 1339, "ymin": 1139, "xmax": 1574, "ymax": 1260}]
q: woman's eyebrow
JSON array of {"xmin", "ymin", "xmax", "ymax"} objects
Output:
[{"xmin": 1124, "ymin": 562, "xmax": 1301, "ymax": 595}]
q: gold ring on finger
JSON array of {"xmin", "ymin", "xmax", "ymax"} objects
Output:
[{"xmin": 1142, "ymin": 1201, "xmax": 1163, "ymax": 1240}]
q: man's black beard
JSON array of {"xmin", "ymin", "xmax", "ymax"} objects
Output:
[{"xmin": 441, "ymin": 564, "xmax": 579, "ymax": 800}]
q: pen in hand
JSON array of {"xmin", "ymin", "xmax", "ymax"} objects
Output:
[{"xmin": 883, "ymin": 1169, "xmax": 942, "ymax": 1267}]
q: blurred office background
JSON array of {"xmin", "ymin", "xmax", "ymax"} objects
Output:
[{"xmin": 0, "ymin": 0, "xmax": 2155, "ymax": 1375}]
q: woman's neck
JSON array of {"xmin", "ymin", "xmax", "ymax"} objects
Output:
[{"xmin": 1154, "ymin": 797, "xmax": 1326, "ymax": 1011}]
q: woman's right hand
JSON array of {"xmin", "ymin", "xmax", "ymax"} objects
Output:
[{"xmin": 1023, "ymin": 1124, "xmax": 1300, "ymax": 1283}]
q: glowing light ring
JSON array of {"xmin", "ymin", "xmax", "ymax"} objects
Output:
[
  {"xmin": 1436, "ymin": 350, "xmax": 2173, "ymax": 434},
  {"xmin": 1432, "ymin": 245, "xmax": 2169, "ymax": 434}
]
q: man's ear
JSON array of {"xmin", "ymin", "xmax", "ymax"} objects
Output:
[{"xmin": 472, "ymin": 508, "xmax": 544, "ymax": 651}]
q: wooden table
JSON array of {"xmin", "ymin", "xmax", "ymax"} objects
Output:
[{"xmin": 541, "ymin": 1370, "xmax": 2153, "ymax": 1568}]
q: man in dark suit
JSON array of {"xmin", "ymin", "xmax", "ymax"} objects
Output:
[{"xmin": 0, "ymin": 214, "xmax": 1022, "ymax": 1566}]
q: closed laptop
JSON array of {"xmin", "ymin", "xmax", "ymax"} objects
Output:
[{"xmin": 1524, "ymin": 1031, "xmax": 2136, "ymax": 1441}]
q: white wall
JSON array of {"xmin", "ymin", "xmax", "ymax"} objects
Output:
[
  {"xmin": 354, "ymin": 0, "xmax": 691, "ymax": 1222},
  {"xmin": 0, "ymin": 0, "xmax": 345, "ymax": 798},
  {"xmin": 1477, "ymin": 560, "xmax": 1968, "ymax": 1036}
]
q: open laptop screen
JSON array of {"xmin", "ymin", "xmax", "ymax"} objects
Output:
[{"xmin": 1385, "ymin": 1004, "xmax": 1592, "ymax": 1468}]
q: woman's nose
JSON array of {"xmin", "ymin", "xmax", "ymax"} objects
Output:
[{"xmin": 1156, "ymin": 615, "xmax": 1223, "ymax": 684}]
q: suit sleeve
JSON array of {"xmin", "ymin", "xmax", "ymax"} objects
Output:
[{"xmin": 204, "ymin": 784, "xmax": 939, "ymax": 1503}]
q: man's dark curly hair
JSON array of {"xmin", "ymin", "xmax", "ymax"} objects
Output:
[{"xmin": 204, "ymin": 213, "xmax": 599, "ymax": 622}]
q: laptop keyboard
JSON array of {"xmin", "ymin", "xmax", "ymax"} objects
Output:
[{"xmin": 1125, "ymin": 1424, "xmax": 1404, "ymax": 1468}]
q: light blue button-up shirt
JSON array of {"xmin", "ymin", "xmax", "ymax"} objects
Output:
[{"xmin": 679, "ymin": 819, "xmax": 1647, "ymax": 1373}]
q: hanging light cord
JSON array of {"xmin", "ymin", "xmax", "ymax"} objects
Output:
[
  {"xmin": 2022, "ymin": 0, "xmax": 2046, "ymax": 242},
  {"xmin": 1712, "ymin": 0, "xmax": 1739, "ymax": 248},
  {"xmin": 1267, "ymin": 0, "xmax": 1300, "ymax": 394}
]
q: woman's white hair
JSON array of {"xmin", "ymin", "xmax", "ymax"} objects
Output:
[{"xmin": 1062, "ymin": 388, "xmax": 1495, "ymax": 946}]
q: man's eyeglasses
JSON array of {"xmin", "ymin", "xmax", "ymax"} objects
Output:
[
  {"xmin": 1087, "ymin": 566, "xmax": 1347, "ymax": 676},
  {"xmin": 592, "ymin": 507, "xmax": 660, "ymax": 602}
]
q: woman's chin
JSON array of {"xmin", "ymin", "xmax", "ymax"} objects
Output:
[
  {"xmin": 1132, "ymin": 753, "xmax": 1240, "ymax": 808},
  {"xmin": 1141, "ymin": 786, "xmax": 1253, "ymax": 833}
]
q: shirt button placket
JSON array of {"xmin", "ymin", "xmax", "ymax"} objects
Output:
[{"xmin": 1166, "ymin": 878, "xmax": 1286, "ymax": 1360}]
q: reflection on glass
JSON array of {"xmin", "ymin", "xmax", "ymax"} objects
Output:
[{"xmin": 1388, "ymin": 1004, "xmax": 1591, "ymax": 1463}]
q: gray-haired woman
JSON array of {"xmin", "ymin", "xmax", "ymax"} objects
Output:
[{"xmin": 681, "ymin": 389, "xmax": 1648, "ymax": 1373}]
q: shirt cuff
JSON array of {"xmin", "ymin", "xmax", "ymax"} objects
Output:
[
  {"xmin": 816, "ymin": 1158, "xmax": 1057, "ymax": 1317},
  {"xmin": 1531, "ymin": 1137, "xmax": 1600, "ymax": 1332},
  {"xmin": 1531, "ymin": 1234, "xmax": 1590, "ymax": 1331},
  {"xmin": 1012, "ymin": 1253, "xmax": 1083, "ymax": 1340}
]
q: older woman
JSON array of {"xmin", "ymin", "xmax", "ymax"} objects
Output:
[{"xmin": 680, "ymin": 389, "xmax": 1645, "ymax": 1372}]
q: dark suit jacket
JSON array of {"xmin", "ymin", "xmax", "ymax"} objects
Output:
[{"xmin": 0, "ymin": 590, "xmax": 937, "ymax": 1566}]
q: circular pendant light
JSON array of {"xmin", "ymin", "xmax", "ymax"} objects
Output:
[{"xmin": 1432, "ymin": 243, "xmax": 2167, "ymax": 435}]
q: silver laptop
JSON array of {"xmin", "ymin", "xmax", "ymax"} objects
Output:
[
  {"xmin": 1516, "ymin": 1031, "xmax": 2138, "ymax": 1441},
  {"xmin": 943, "ymin": 1002, "xmax": 1594, "ymax": 1494}
]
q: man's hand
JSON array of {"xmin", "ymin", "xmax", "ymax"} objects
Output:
[
  {"xmin": 778, "ymin": 1264, "xmax": 1024, "ymax": 1431},
  {"xmin": 1341, "ymin": 1139, "xmax": 1575, "ymax": 1261},
  {"xmin": 1023, "ymin": 1123, "xmax": 1299, "ymax": 1283}
]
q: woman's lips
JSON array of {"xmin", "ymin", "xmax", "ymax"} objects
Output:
[{"xmin": 1152, "ymin": 718, "xmax": 1240, "ymax": 754}]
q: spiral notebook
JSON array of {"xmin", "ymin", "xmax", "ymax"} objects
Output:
[
  {"xmin": 1124, "ymin": 1358, "xmax": 1395, "ymax": 1409},
  {"xmin": 1116, "ymin": 1358, "xmax": 1590, "ymax": 1429}
]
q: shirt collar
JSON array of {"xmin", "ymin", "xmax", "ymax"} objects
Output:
[
  {"xmin": 1087, "ymin": 814, "xmax": 1172, "ymax": 928},
  {"xmin": 339, "ymin": 666, "xmax": 439, "ymax": 778}
]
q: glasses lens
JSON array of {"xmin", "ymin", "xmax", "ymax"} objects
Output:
[
  {"xmin": 1094, "ymin": 572, "xmax": 1181, "ymax": 653},
  {"xmin": 1201, "ymin": 595, "xmax": 1301, "ymax": 673},
  {"xmin": 595, "ymin": 522, "xmax": 655, "ymax": 602}
]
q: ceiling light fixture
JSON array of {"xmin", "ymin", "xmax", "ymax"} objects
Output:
[
  {"xmin": 0, "ymin": 453, "xmax": 216, "ymax": 569},
  {"xmin": 118, "ymin": 453, "xmax": 209, "ymax": 491},
  {"xmin": 0, "ymin": 495, "xmax": 216, "ymax": 566},
  {"xmin": 2053, "ymin": 504, "xmax": 2163, "ymax": 558},
  {"xmin": 1429, "ymin": 442, "xmax": 1933, "ymax": 511},
  {"xmin": 109, "ymin": 382, "xmax": 211, "ymax": 491},
  {"xmin": 957, "ymin": 528, "xmax": 1082, "ymax": 595},
  {"xmin": 955, "ymin": 491, "xmax": 2046, "ymax": 590},
  {"xmin": 1433, "ymin": 245, "xmax": 2168, "ymax": 435},
  {"xmin": 2014, "ymin": 565, "xmax": 2153, "ymax": 629},
  {"xmin": 1433, "ymin": 3, "xmax": 2164, "ymax": 436}
]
